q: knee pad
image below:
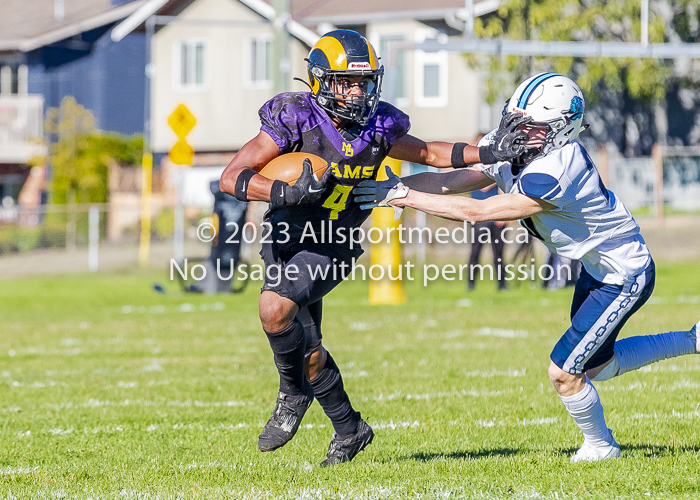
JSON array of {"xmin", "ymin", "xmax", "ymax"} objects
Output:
[{"xmin": 589, "ymin": 352, "xmax": 620, "ymax": 382}]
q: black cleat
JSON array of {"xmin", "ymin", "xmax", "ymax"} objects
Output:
[
  {"xmin": 320, "ymin": 418, "xmax": 374, "ymax": 466},
  {"xmin": 258, "ymin": 383, "xmax": 314, "ymax": 452}
]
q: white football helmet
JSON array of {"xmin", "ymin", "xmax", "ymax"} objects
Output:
[{"xmin": 504, "ymin": 73, "xmax": 585, "ymax": 157}]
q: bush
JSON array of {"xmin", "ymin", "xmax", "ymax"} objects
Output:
[
  {"xmin": 16, "ymin": 227, "xmax": 40, "ymax": 253},
  {"xmin": 152, "ymin": 209, "xmax": 175, "ymax": 240},
  {"xmin": 0, "ymin": 225, "xmax": 44, "ymax": 254},
  {"xmin": 0, "ymin": 225, "xmax": 20, "ymax": 254},
  {"xmin": 38, "ymin": 215, "xmax": 68, "ymax": 249}
]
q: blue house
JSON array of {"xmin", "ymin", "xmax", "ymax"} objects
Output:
[{"xmin": 0, "ymin": 0, "xmax": 147, "ymax": 206}]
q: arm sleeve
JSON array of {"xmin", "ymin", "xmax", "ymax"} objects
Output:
[
  {"xmin": 258, "ymin": 96, "xmax": 301, "ymax": 153},
  {"xmin": 516, "ymin": 172, "xmax": 564, "ymax": 206}
]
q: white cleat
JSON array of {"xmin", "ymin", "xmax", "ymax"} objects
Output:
[
  {"xmin": 570, "ymin": 437, "xmax": 621, "ymax": 463},
  {"xmin": 690, "ymin": 320, "xmax": 700, "ymax": 353}
]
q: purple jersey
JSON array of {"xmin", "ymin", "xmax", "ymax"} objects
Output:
[{"xmin": 259, "ymin": 92, "xmax": 410, "ymax": 251}]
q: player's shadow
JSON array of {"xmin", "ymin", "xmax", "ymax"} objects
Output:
[
  {"xmin": 398, "ymin": 444, "xmax": 700, "ymax": 463},
  {"xmin": 391, "ymin": 446, "xmax": 580, "ymax": 463},
  {"xmin": 394, "ymin": 447, "xmax": 526, "ymax": 463},
  {"xmin": 619, "ymin": 443, "xmax": 700, "ymax": 457}
]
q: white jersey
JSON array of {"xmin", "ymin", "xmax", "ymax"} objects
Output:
[{"xmin": 477, "ymin": 134, "xmax": 651, "ymax": 285}]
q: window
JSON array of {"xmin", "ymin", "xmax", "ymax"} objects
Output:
[
  {"xmin": 173, "ymin": 40, "xmax": 207, "ymax": 91},
  {"xmin": 245, "ymin": 35, "xmax": 272, "ymax": 88},
  {"xmin": 0, "ymin": 174, "xmax": 24, "ymax": 204},
  {"xmin": 414, "ymin": 30, "xmax": 448, "ymax": 107},
  {"xmin": 377, "ymin": 35, "xmax": 407, "ymax": 104},
  {"xmin": 423, "ymin": 64, "xmax": 440, "ymax": 97}
]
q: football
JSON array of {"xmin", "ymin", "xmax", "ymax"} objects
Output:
[{"xmin": 258, "ymin": 152, "xmax": 329, "ymax": 186}]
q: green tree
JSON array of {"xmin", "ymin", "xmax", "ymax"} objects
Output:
[
  {"xmin": 468, "ymin": 0, "xmax": 676, "ymax": 153},
  {"xmin": 44, "ymin": 96, "xmax": 143, "ymax": 204},
  {"xmin": 472, "ymin": 0, "xmax": 669, "ymax": 101}
]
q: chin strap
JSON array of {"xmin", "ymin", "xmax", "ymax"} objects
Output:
[{"xmin": 511, "ymin": 155, "xmax": 527, "ymax": 176}]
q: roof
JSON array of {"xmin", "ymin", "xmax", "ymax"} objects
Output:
[
  {"xmin": 293, "ymin": 0, "xmax": 499, "ymax": 25},
  {"xmin": 111, "ymin": 0, "xmax": 319, "ymax": 46},
  {"xmin": 111, "ymin": 0, "xmax": 499, "ymax": 45},
  {"xmin": 0, "ymin": 0, "xmax": 146, "ymax": 52}
]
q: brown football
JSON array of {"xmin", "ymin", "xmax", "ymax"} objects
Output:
[{"xmin": 259, "ymin": 152, "xmax": 329, "ymax": 186}]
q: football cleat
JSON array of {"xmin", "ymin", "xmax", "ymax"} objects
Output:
[
  {"xmin": 570, "ymin": 434, "xmax": 621, "ymax": 463},
  {"xmin": 258, "ymin": 383, "xmax": 314, "ymax": 452},
  {"xmin": 320, "ymin": 417, "xmax": 374, "ymax": 466},
  {"xmin": 689, "ymin": 320, "xmax": 700, "ymax": 352}
]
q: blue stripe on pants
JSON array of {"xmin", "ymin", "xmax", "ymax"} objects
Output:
[{"xmin": 550, "ymin": 260, "xmax": 656, "ymax": 374}]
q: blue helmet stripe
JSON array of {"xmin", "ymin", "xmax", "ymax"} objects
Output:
[{"xmin": 517, "ymin": 72, "xmax": 560, "ymax": 109}]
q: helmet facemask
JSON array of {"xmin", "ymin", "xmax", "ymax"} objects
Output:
[
  {"xmin": 518, "ymin": 122, "xmax": 550, "ymax": 159},
  {"xmin": 513, "ymin": 111, "xmax": 584, "ymax": 160},
  {"xmin": 541, "ymin": 109, "xmax": 584, "ymax": 155},
  {"xmin": 308, "ymin": 62, "xmax": 384, "ymax": 126}
]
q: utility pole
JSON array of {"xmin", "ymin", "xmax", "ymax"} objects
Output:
[
  {"xmin": 641, "ymin": 0, "xmax": 649, "ymax": 47},
  {"xmin": 464, "ymin": 0, "xmax": 474, "ymax": 39},
  {"xmin": 273, "ymin": 0, "xmax": 291, "ymax": 94},
  {"xmin": 139, "ymin": 17, "xmax": 155, "ymax": 268}
]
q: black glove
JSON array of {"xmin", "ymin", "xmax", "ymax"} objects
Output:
[
  {"xmin": 354, "ymin": 166, "xmax": 403, "ymax": 210},
  {"xmin": 479, "ymin": 112, "xmax": 531, "ymax": 164},
  {"xmin": 354, "ymin": 166, "xmax": 409, "ymax": 220},
  {"xmin": 279, "ymin": 158, "xmax": 332, "ymax": 205}
]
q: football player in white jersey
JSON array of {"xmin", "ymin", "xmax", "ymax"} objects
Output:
[{"xmin": 354, "ymin": 72, "xmax": 700, "ymax": 463}]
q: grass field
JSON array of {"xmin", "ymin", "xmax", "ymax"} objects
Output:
[{"xmin": 2, "ymin": 260, "xmax": 700, "ymax": 499}]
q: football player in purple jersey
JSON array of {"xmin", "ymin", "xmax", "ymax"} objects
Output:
[{"xmin": 220, "ymin": 29, "xmax": 527, "ymax": 465}]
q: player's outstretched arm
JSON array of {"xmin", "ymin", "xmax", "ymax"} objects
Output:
[
  {"xmin": 388, "ymin": 112, "xmax": 530, "ymax": 168},
  {"xmin": 220, "ymin": 131, "xmax": 280, "ymax": 202},
  {"xmin": 401, "ymin": 169, "xmax": 495, "ymax": 194},
  {"xmin": 391, "ymin": 191, "xmax": 552, "ymax": 223},
  {"xmin": 388, "ymin": 134, "xmax": 481, "ymax": 168}
]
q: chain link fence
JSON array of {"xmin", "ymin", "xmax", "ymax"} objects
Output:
[
  {"xmin": 604, "ymin": 145, "xmax": 700, "ymax": 216},
  {"xmin": 0, "ymin": 202, "xmax": 212, "ymax": 276},
  {"xmin": 2, "ymin": 147, "xmax": 700, "ymax": 278}
]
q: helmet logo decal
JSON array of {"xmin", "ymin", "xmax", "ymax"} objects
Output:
[
  {"xmin": 348, "ymin": 62, "xmax": 371, "ymax": 70},
  {"xmin": 342, "ymin": 142, "xmax": 354, "ymax": 157},
  {"xmin": 568, "ymin": 96, "xmax": 584, "ymax": 120}
]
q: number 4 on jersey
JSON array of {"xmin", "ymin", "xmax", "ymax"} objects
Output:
[{"xmin": 322, "ymin": 184, "xmax": 353, "ymax": 219}]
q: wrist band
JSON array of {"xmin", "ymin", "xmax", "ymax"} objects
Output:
[
  {"xmin": 451, "ymin": 142, "xmax": 468, "ymax": 168},
  {"xmin": 479, "ymin": 146, "xmax": 497, "ymax": 165},
  {"xmin": 270, "ymin": 180, "xmax": 287, "ymax": 206},
  {"xmin": 234, "ymin": 169, "xmax": 257, "ymax": 201}
]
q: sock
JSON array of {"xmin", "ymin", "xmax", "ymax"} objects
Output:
[
  {"xmin": 310, "ymin": 353, "xmax": 360, "ymax": 437},
  {"xmin": 559, "ymin": 379, "xmax": 613, "ymax": 448},
  {"xmin": 616, "ymin": 330, "xmax": 695, "ymax": 376},
  {"xmin": 264, "ymin": 318, "xmax": 307, "ymax": 395}
]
